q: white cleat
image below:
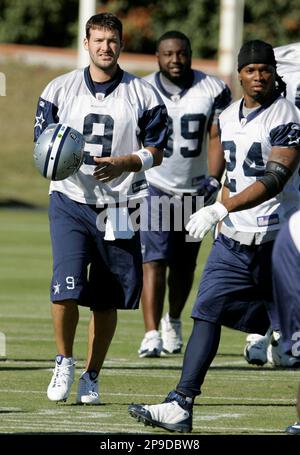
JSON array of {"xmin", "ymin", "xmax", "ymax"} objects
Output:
[
  {"xmin": 47, "ymin": 355, "xmax": 75, "ymax": 402},
  {"xmin": 76, "ymin": 370, "xmax": 100, "ymax": 405},
  {"xmin": 128, "ymin": 390, "xmax": 193, "ymax": 433},
  {"xmin": 161, "ymin": 313, "xmax": 183, "ymax": 354},
  {"xmin": 138, "ymin": 330, "xmax": 162, "ymax": 358}
]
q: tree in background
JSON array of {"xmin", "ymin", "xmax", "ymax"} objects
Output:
[
  {"xmin": 0, "ymin": 0, "xmax": 78, "ymax": 47},
  {"xmin": 244, "ymin": 0, "xmax": 300, "ymax": 45},
  {"xmin": 105, "ymin": 0, "xmax": 220, "ymax": 58},
  {"xmin": 104, "ymin": 0, "xmax": 300, "ymax": 58},
  {"xmin": 0, "ymin": 0, "xmax": 299, "ymax": 58}
]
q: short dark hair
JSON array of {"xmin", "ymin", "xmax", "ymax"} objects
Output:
[
  {"xmin": 156, "ymin": 30, "xmax": 191, "ymax": 53},
  {"xmin": 86, "ymin": 13, "xmax": 123, "ymax": 40}
]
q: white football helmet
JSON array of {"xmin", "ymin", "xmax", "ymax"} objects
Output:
[{"xmin": 33, "ymin": 123, "xmax": 85, "ymax": 181}]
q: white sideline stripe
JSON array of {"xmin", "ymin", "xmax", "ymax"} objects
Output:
[
  {"xmin": 3, "ymin": 412, "xmax": 244, "ymax": 422},
  {"xmin": 21, "ymin": 368, "xmax": 300, "ymax": 381},
  {"xmin": 192, "ymin": 426, "xmax": 283, "ymax": 433},
  {"xmin": 2, "ymin": 358, "xmax": 300, "ymax": 378},
  {"xmin": 1, "ymin": 412, "xmax": 284, "ymax": 434},
  {"xmin": 1, "ymin": 365, "xmax": 299, "ymax": 381},
  {"xmin": 0, "ymin": 426, "xmax": 154, "ymax": 434},
  {"xmin": 195, "ymin": 413, "xmax": 243, "ymax": 420},
  {"xmin": 1, "ymin": 421, "xmax": 154, "ymax": 434},
  {"xmin": 4, "ymin": 418, "xmax": 113, "ymax": 424},
  {"xmin": 0, "ymin": 389, "xmax": 294, "ymax": 403}
]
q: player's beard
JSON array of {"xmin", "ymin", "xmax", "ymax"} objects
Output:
[
  {"xmin": 160, "ymin": 67, "xmax": 192, "ymax": 88},
  {"xmin": 90, "ymin": 51, "xmax": 119, "ymax": 73}
]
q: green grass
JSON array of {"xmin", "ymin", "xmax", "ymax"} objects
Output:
[
  {"xmin": 0, "ymin": 60, "xmax": 299, "ymax": 444},
  {"xmin": 0, "ymin": 209, "xmax": 299, "ymax": 437}
]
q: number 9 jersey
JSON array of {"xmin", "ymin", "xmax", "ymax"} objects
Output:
[
  {"xmin": 143, "ymin": 71, "xmax": 231, "ymax": 195},
  {"xmin": 34, "ymin": 66, "xmax": 168, "ymax": 205}
]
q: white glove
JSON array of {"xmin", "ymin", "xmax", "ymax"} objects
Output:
[{"xmin": 186, "ymin": 201, "xmax": 228, "ymax": 241}]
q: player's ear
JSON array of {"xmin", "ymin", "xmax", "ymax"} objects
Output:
[
  {"xmin": 120, "ymin": 40, "xmax": 125, "ymax": 51},
  {"xmin": 83, "ymin": 37, "xmax": 89, "ymax": 50}
]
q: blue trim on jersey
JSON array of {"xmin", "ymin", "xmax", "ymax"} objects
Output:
[
  {"xmin": 154, "ymin": 70, "xmax": 196, "ymax": 100},
  {"xmin": 34, "ymin": 97, "xmax": 59, "ymax": 141},
  {"xmin": 238, "ymin": 91, "xmax": 281, "ymax": 124},
  {"xmin": 138, "ymin": 104, "xmax": 168, "ymax": 148},
  {"xmin": 84, "ymin": 65, "xmax": 124, "ymax": 97},
  {"xmin": 212, "ymin": 86, "xmax": 232, "ymax": 111},
  {"xmin": 270, "ymin": 122, "xmax": 300, "ymax": 147}
]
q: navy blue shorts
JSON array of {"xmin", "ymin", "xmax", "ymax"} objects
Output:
[
  {"xmin": 191, "ymin": 233, "xmax": 273, "ymax": 334},
  {"xmin": 140, "ymin": 184, "xmax": 201, "ymax": 268},
  {"xmin": 48, "ymin": 191, "xmax": 142, "ymax": 311},
  {"xmin": 272, "ymin": 222, "xmax": 300, "ymax": 354}
]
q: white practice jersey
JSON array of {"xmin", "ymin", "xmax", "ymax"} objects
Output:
[
  {"xmin": 275, "ymin": 43, "xmax": 300, "ymax": 110},
  {"xmin": 34, "ymin": 67, "xmax": 167, "ymax": 205},
  {"xmin": 220, "ymin": 94, "xmax": 300, "ymax": 233},
  {"xmin": 144, "ymin": 70, "xmax": 231, "ymax": 194}
]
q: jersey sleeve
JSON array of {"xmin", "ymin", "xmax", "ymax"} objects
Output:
[
  {"xmin": 270, "ymin": 122, "xmax": 300, "ymax": 147},
  {"xmin": 269, "ymin": 99, "xmax": 300, "ymax": 147},
  {"xmin": 137, "ymin": 81, "xmax": 168, "ymax": 149},
  {"xmin": 210, "ymin": 83, "xmax": 232, "ymax": 125},
  {"xmin": 138, "ymin": 104, "xmax": 168, "ymax": 149},
  {"xmin": 33, "ymin": 80, "xmax": 61, "ymax": 142},
  {"xmin": 34, "ymin": 97, "xmax": 59, "ymax": 142}
]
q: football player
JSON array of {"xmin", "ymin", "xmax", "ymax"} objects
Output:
[
  {"xmin": 128, "ymin": 40, "xmax": 300, "ymax": 433},
  {"xmin": 138, "ymin": 31, "xmax": 231, "ymax": 358},
  {"xmin": 34, "ymin": 13, "xmax": 168, "ymax": 404},
  {"xmin": 244, "ymin": 42, "xmax": 300, "ymax": 368}
]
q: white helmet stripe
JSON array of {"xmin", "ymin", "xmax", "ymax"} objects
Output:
[{"xmin": 44, "ymin": 125, "xmax": 70, "ymax": 179}]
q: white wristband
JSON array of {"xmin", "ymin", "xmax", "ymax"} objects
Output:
[{"xmin": 133, "ymin": 148, "xmax": 154, "ymax": 171}]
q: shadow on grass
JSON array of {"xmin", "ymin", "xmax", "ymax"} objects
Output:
[{"xmin": 0, "ymin": 199, "xmax": 46, "ymax": 210}]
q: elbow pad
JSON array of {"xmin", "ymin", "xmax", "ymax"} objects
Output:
[{"xmin": 259, "ymin": 161, "xmax": 292, "ymax": 198}]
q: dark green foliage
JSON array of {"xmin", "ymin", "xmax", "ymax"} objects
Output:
[
  {"xmin": 0, "ymin": 0, "xmax": 299, "ymax": 57},
  {"xmin": 0, "ymin": 0, "xmax": 79, "ymax": 47},
  {"xmin": 244, "ymin": 0, "xmax": 300, "ymax": 46}
]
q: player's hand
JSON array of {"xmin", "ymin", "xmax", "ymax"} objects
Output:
[
  {"xmin": 93, "ymin": 157, "xmax": 124, "ymax": 182},
  {"xmin": 186, "ymin": 201, "xmax": 228, "ymax": 240},
  {"xmin": 197, "ymin": 176, "xmax": 221, "ymax": 206}
]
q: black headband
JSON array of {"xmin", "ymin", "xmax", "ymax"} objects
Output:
[{"xmin": 238, "ymin": 40, "xmax": 277, "ymax": 71}]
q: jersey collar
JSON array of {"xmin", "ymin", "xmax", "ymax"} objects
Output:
[
  {"xmin": 155, "ymin": 70, "xmax": 194, "ymax": 100},
  {"xmin": 84, "ymin": 65, "xmax": 124, "ymax": 98},
  {"xmin": 239, "ymin": 90, "xmax": 282, "ymax": 124}
]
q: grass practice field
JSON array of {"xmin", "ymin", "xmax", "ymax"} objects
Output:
[
  {"xmin": 0, "ymin": 62, "xmax": 299, "ymax": 450},
  {"xmin": 0, "ymin": 208, "xmax": 299, "ymax": 440}
]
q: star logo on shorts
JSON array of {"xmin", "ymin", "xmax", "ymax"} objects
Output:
[{"xmin": 53, "ymin": 281, "xmax": 61, "ymax": 295}]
